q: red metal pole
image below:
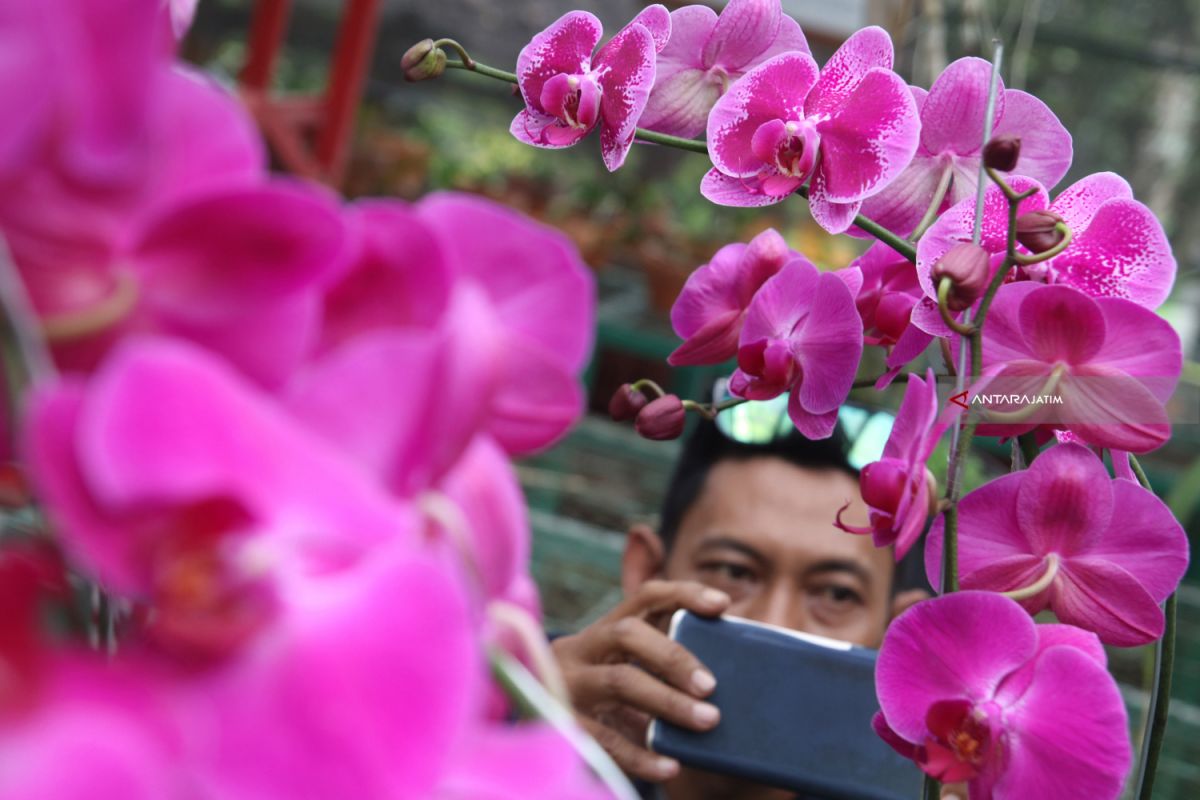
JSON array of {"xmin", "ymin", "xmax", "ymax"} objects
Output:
[
  {"xmin": 240, "ymin": 0, "xmax": 293, "ymax": 92},
  {"xmin": 316, "ymin": 0, "xmax": 383, "ymax": 186}
]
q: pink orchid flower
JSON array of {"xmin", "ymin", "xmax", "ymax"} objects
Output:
[
  {"xmin": 729, "ymin": 258, "xmax": 863, "ymax": 438},
  {"xmin": 667, "ymin": 227, "xmax": 794, "ymax": 366},
  {"xmin": 912, "ymin": 173, "xmax": 1176, "ymax": 339},
  {"xmin": 926, "ymin": 443, "xmax": 1189, "ymax": 646},
  {"xmin": 875, "ymin": 591, "xmax": 1131, "ymax": 799},
  {"xmin": 836, "ymin": 369, "xmax": 952, "ymax": 559},
  {"xmin": 25, "ymin": 338, "xmax": 415, "ymax": 661},
  {"xmin": 859, "ymin": 57, "xmax": 1071, "ymax": 238},
  {"xmin": 972, "ymin": 282, "xmax": 1181, "ymax": 453},
  {"xmin": 512, "ymin": 6, "xmax": 671, "ymax": 171},
  {"xmin": 849, "ymin": 242, "xmax": 935, "ymax": 388},
  {"xmin": 638, "ymin": 0, "xmax": 809, "ymax": 139},
  {"xmin": 701, "ymin": 26, "xmax": 920, "ymax": 232}
]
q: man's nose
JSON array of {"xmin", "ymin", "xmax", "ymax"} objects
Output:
[{"xmin": 741, "ymin": 581, "xmax": 805, "ymax": 632}]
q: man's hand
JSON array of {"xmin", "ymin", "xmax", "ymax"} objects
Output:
[{"xmin": 551, "ymin": 580, "xmax": 731, "ymax": 783}]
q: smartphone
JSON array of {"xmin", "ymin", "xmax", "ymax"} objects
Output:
[{"xmin": 646, "ymin": 611, "xmax": 922, "ymax": 800}]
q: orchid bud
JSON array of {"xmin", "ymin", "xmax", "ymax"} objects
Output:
[
  {"xmin": 608, "ymin": 383, "xmax": 649, "ymax": 422},
  {"xmin": 931, "ymin": 242, "xmax": 989, "ymax": 312},
  {"xmin": 860, "ymin": 461, "xmax": 909, "ymax": 515},
  {"xmin": 982, "ymin": 135, "xmax": 1021, "ymax": 171},
  {"xmin": 1016, "ymin": 210, "xmax": 1066, "ymax": 254},
  {"xmin": 634, "ymin": 395, "xmax": 686, "ymax": 441},
  {"xmin": 402, "ymin": 39, "xmax": 447, "ymax": 82}
]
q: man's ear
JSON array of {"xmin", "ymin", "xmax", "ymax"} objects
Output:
[
  {"xmin": 889, "ymin": 588, "xmax": 930, "ymax": 622},
  {"xmin": 621, "ymin": 522, "xmax": 665, "ymax": 596}
]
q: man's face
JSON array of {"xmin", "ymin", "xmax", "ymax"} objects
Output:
[{"xmin": 661, "ymin": 456, "xmax": 893, "ymax": 648}]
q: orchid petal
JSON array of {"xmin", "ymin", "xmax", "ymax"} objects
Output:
[
  {"xmin": 1015, "ymin": 443, "xmax": 1112, "ymax": 554},
  {"xmin": 1089, "ymin": 476, "xmax": 1189, "ymax": 602},
  {"xmin": 515, "ymin": 11, "xmax": 603, "ymax": 114},
  {"xmin": 804, "ymin": 26, "xmax": 894, "ymax": 118},
  {"xmin": 595, "ymin": 19, "xmax": 659, "ymax": 171},
  {"xmin": 1053, "ymin": 559, "xmax": 1166, "ymax": 646},
  {"xmin": 700, "ymin": 168, "xmax": 792, "ymax": 207},
  {"xmin": 704, "ymin": 0, "xmax": 781, "ymax": 71},
  {"xmin": 990, "ymin": 89, "xmax": 1072, "ymax": 188},
  {"xmin": 919, "ymin": 57, "xmax": 1003, "ymax": 156}
]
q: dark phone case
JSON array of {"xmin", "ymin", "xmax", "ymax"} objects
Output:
[{"xmin": 647, "ymin": 611, "xmax": 923, "ymax": 800}]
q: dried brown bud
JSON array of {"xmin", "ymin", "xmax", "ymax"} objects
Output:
[
  {"xmin": 634, "ymin": 395, "xmax": 686, "ymax": 441},
  {"xmin": 982, "ymin": 135, "xmax": 1021, "ymax": 172},
  {"xmin": 608, "ymin": 383, "xmax": 649, "ymax": 422},
  {"xmin": 1016, "ymin": 210, "xmax": 1066, "ymax": 254},
  {"xmin": 932, "ymin": 242, "xmax": 990, "ymax": 312},
  {"xmin": 402, "ymin": 39, "xmax": 447, "ymax": 82}
]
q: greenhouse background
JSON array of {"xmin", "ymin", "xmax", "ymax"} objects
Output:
[{"xmin": 185, "ymin": 1, "xmax": 1200, "ymax": 796}]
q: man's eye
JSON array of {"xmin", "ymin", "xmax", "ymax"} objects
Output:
[
  {"xmin": 815, "ymin": 584, "xmax": 863, "ymax": 607},
  {"xmin": 699, "ymin": 562, "xmax": 756, "ymax": 583}
]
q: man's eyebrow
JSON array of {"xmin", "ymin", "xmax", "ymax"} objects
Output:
[
  {"xmin": 805, "ymin": 559, "xmax": 874, "ymax": 588},
  {"xmin": 694, "ymin": 536, "xmax": 768, "ymax": 565}
]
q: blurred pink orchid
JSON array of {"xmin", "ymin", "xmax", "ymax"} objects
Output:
[
  {"xmin": 639, "ymin": 0, "xmax": 808, "ymax": 139},
  {"xmin": 165, "ymin": 0, "xmax": 199, "ymax": 38},
  {"xmin": 973, "ymin": 282, "xmax": 1181, "ymax": 452},
  {"xmin": 859, "ymin": 57, "xmax": 1071, "ymax": 238},
  {"xmin": 912, "ymin": 173, "xmax": 1176, "ymax": 339},
  {"xmin": 875, "ymin": 591, "xmax": 1131, "ymax": 799},
  {"xmin": 729, "ymin": 258, "xmax": 863, "ymax": 438},
  {"xmin": 926, "ymin": 443, "xmax": 1189, "ymax": 646},
  {"xmin": 836, "ymin": 369, "xmax": 952, "ymax": 559},
  {"xmin": 25, "ymin": 338, "xmax": 415, "ymax": 660},
  {"xmin": 667, "ymin": 228, "xmax": 794, "ymax": 366},
  {"xmin": 701, "ymin": 27, "xmax": 920, "ymax": 232},
  {"xmin": 512, "ymin": 6, "xmax": 670, "ymax": 171}
]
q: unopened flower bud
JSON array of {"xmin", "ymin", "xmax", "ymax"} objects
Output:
[
  {"xmin": 982, "ymin": 135, "xmax": 1021, "ymax": 171},
  {"xmin": 932, "ymin": 242, "xmax": 990, "ymax": 312},
  {"xmin": 608, "ymin": 383, "xmax": 649, "ymax": 422},
  {"xmin": 1016, "ymin": 210, "xmax": 1066, "ymax": 254},
  {"xmin": 402, "ymin": 39, "xmax": 447, "ymax": 82},
  {"xmin": 634, "ymin": 395, "xmax": 686, "ymax": 441},
  {"xmin": 860, "ymin": 461, "xmax": 909, "ymax": 515}
]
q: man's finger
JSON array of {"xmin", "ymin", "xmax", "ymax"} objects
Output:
[
  {"xmin": 608, "ymin": 579, "xmax": 731, "ymax": 623},
  {"xmin": 604, "ymin": 616, "xmax": 716, "ymax": 697},
  {"xmin": 576, "ymin": 664, "xmax": 721, "ymax": 732},
  {"xmin": 581, "ymin": 717, "xmax": 680, "ymax": 784}
]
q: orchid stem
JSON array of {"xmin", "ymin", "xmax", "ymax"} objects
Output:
[
  {"xmin": 936, "ymin": 278, "xmax": 978, "ymax": 336},
  {"xmin": 910, "ymin": 162, "xmax": 954, "ymax": 242},
  {"xmin": 923, "ymin": 776, "xmax": 941, "ymax": 800},
  {"xmin": 437, "ymin": 51, "xmax": 917, "ymax": 263},
  {"xmin": 1130, "ymin": 454, "xmax": 1174, "ymax": 800},
  {"xmin": 1017, "ymin": 432, "xmax": 1040, "ymax": 466}
]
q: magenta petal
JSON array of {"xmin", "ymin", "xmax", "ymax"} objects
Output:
[
  {"xmin": 441, "ymin": 724, "xmax": 606, "ymax": 799},
  {"xmin": 668, "ymin": 310, "xmax": 742, "ymax": 366},
  {"xmin": 1090, "ymin": 478, "xmax": 1189, "ymax": 602},
  {"xmin": 815, "ymin": 68, "xmax": 920, "ymax": 203},
  {"xmin": 638, "ymin": 6, "xmax": 718, "ymax": 138},
  {"xmin": 872, "ymin": 711, "xmax": 919, "ymax": 760},
  {"xmin": 740, "ymin": 258, "xmax": 818, "ymax": 343},
  {"xmin": 629, "ymin": 4, "xmax": 671, "ymax": 52},
  {"xmin": 131, "ymin": 180, "xmax": 346, "ymax": 316},
  {"xmin": 510, "ymin": 108, "xmax": 589, "ymax": 149},
  {"xmin": 807, "ymin": 180, "xmax": 863, "ymax": 234},
  {"xmin": 490, "ymin": 335, "xmax": 584, "ymax": 455},
  {"xmin": 753, "ymin": 14, "xmax": 810, "ymax": 62},
  {"xmin": 700, "ymin": 168, "xmax": 791, "ymax": 207},
  {"xmin": 975, "ymin": 281, "xmax": 1043, "ymax": 367},
  {"xmin": 704, "ymin": 0, "xmax": 780, "ymax": 71},
  {"xmin": 795, "ymin": 273, "xmax": 863, "ymax": 415},
  {"xmin": 919, "ymin": 57, "xmax": 1003, "ymax": 156},
  {"xmin": 1016, "ymin": 284, "xmax": 1106, "ymax": 364},
  {"xmin": 1033, "ymin": 624, "xmax": 1108, "ymax": 668},
  {"xmin": 876, "ymin": 591, "xmax": 1037, "ymax": 742},
  {"xmin": 989, "ymin": 89, "xmax": 1072, "ymax": 188},
  {"xmin": 1058, "ymin": 366, "xmax": 1172, "ymax": 454},
  {"xmin": 595, "ymin": 20, "xmax": 659, "ymax": 171},
  {"xmin": 882, "ymin": 369, "xmax": 938, "ymax": 462},
  {"xmin": 786, "ymin": 389, "xmax": 839, "ymax": 440},
  {"xmin": 804, "ymin": 26, "xmax": 894, "ymax": 118},
  {"xmin": 707, "ymin": 52, "xmax": 818, "ymax": 177},
  {"xmin": 1053, "ymin": 559, "xmax": 1166, "ymax": 646},
  {"xmin": 440, "ymin": 435, "xmax": 530, "ymax": 604},
  {"xmin": 515, "ymin": 11, "xmax": 603, "ymax": 113},
  {"xmin": 417, "ymin": 193, "xmax": 595, "ymax": 372},
  {"xmin": 1015, "ymin": 443, "xmax": 1112, "ymax": 554},
  {"xmin": 925, "ymin": 473, "xmax": 1028, "ymax": 590},
  {"xmin": 857, "ymin": 155, "xmax": 951, "ymax": 240},
  {"xmin": 669, "ymin": 243, "xmax": 744, "ymax": 331},
  {"xmin": 1047, "ymin": 171, "xmax": 1131, "ymax": 233},
  {"xmin": 996, "ymin": 647, "xmax": 1131, "ymax": 800},
  {"xmin": 881, "ymin": 322, "xmax": 935, "ymax": 383},
  {"xmin": 1051, "ymin": 197, "xmax": 1176, "ymax": 309},
  {"xmin": 1089, "ymin": 298, "xmax": 1181, "ymax": 394}
]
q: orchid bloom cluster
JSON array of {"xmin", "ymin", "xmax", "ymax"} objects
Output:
[
  {"xmin": 0, "ymin": 1, "xmax": 614, "ymax": 797},
  {"xmin": 445, "ymin": 1, "xmax": 1186, "ymax": 798}
]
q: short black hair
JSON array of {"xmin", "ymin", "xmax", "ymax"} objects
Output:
[{"xmin": 657, "ymin": 419, "xmax": 929, "ymax": 594}]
